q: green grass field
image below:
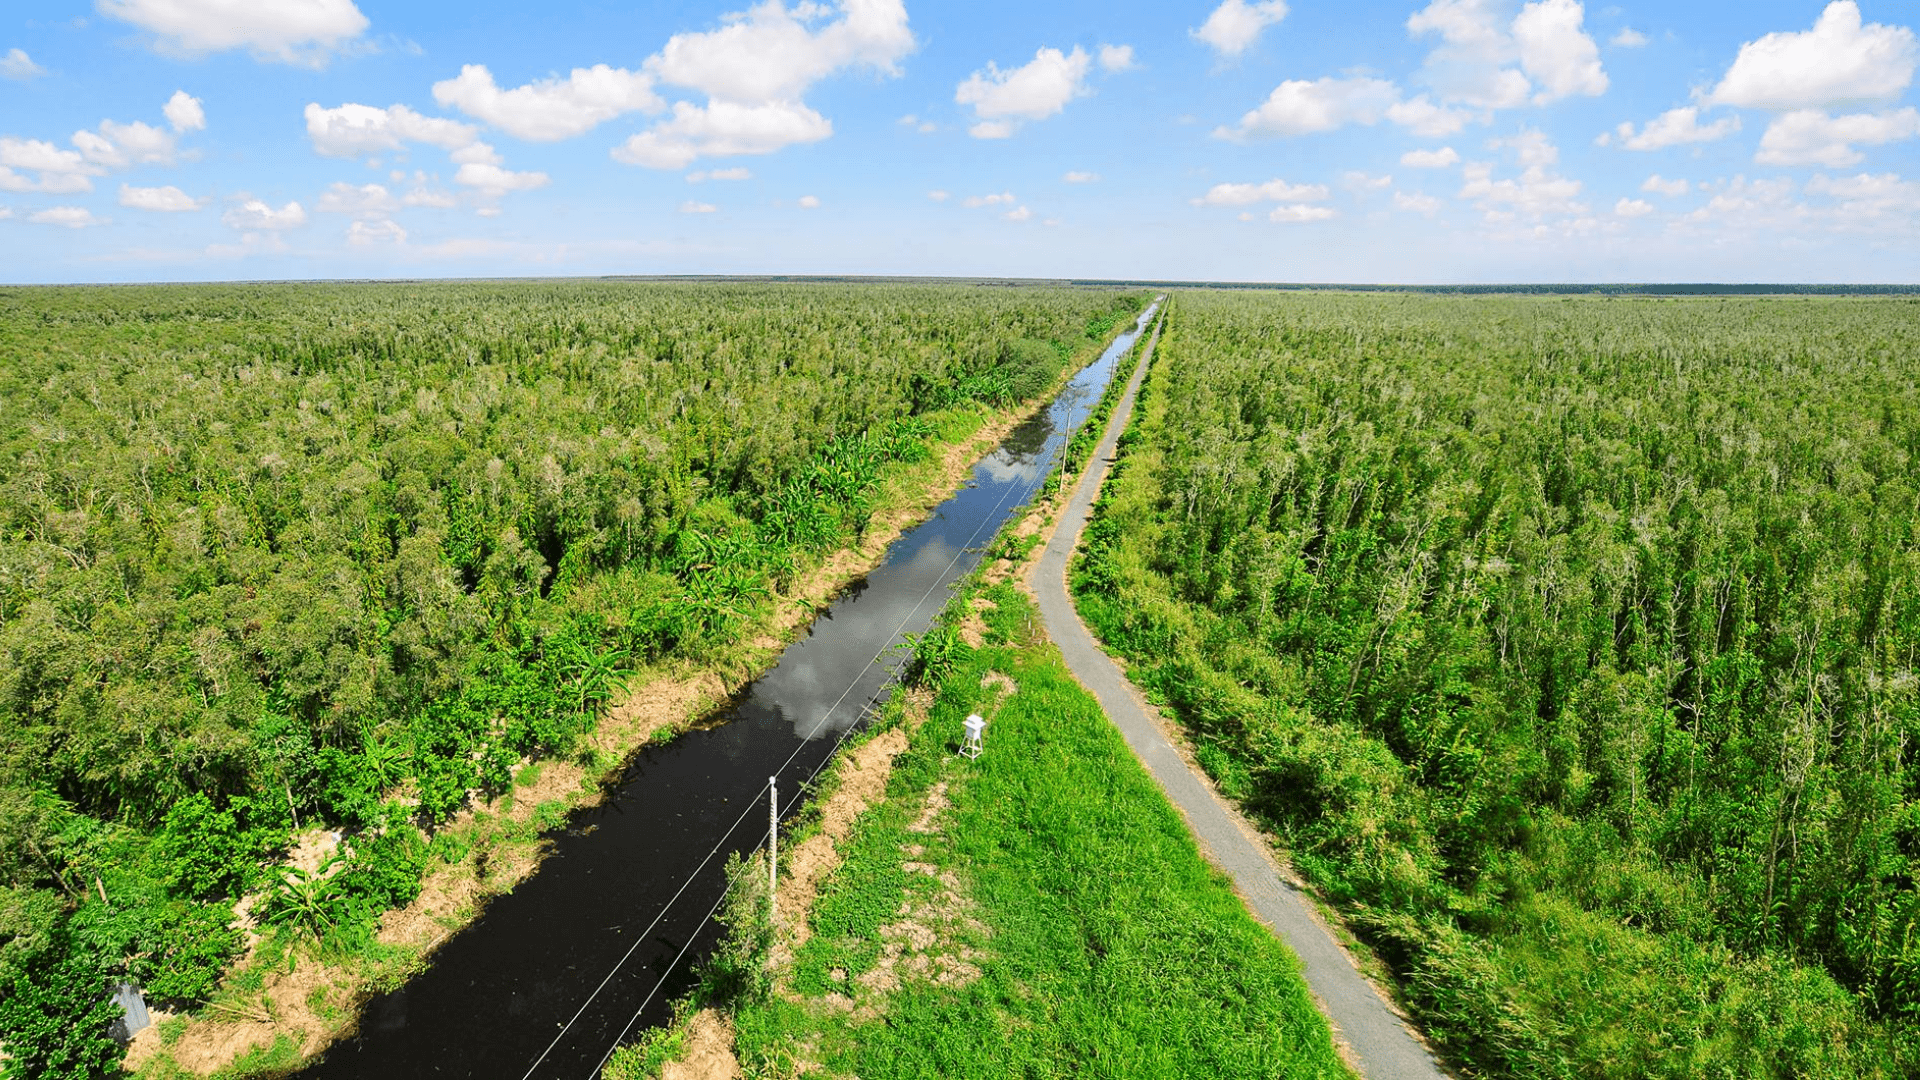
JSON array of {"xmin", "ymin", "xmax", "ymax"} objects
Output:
[{"xmin": 721, "ymin": 581, "xmax": 1350, "ymax": 1079}]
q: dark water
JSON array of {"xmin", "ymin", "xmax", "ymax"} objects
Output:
[{"xmin": 293, "ymin": 302, "xmax": 1158, "ymax": 1080}]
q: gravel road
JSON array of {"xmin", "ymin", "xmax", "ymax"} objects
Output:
[{"xmin": 1029, "ymin": 306, "xmax": 1448, "ymax": 1080}]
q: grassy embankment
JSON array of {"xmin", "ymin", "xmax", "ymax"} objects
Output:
[{"xmin": 118, "ymin": 297, "xmax": 1146, "ymax": 1080}]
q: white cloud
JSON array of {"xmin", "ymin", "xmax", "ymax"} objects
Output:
[
  {"xmin": 1407, "ymin": 0, "xmax": 1532, "ymax": 109},
  {"xmin": 1755, "ymin": 107, "xmax": 1920, "ymax": 167},
  {"xmin": 687, "ymin": 167, "xmax": 752, "ymax": 182},
  {"xmin": 1805, "ymin": 171, "xmax": 1920, "ymax": 227},
  {"xmin": 163, "ymin": 91, "xmax": 206, "ymax": 133},
  {"xmin": 317, "ymin": 181, "xmax": 400, "ymax": 217},
  {"xmin": 1386, "ymin": 95, "xmax": 1471, "ymax": 137},
  {"xmin": 1460, "ymin": 132, "xmax": 1585, "ymax": 219},
  {"xmin": 222, "ymin": 199, "xmax": 307, "ymax": 230},
  {"xmin": 1214, "ymin": 75, "xmax": 1398, "ymax": 139},
  {"xmin": 97, "ymin": 0, "xmax": 369, "ymax": 66},
  {"xmin": 679, "ymin": 200, "xmax": 717, "ymax": 214},
  {"xmin": 797, "ymin": 194, "xmax": 820, "ymax": 208},
  {"xmin": 454, "ymin": 161, "xmax": 549, "ymax": 197},
  {"xmin": 1705, "ymin": 2, "xmax": 1916, "ymax": 111},
  {"xmin": 29, "ymin": 206, "xmax": 105, "ymax": 228},
  {"xmin": 608, "ymin": 0, "xmax": 910, "ymax": 169},
  {"xmin": 647, "ymin": 0, "xmax": 912, "ymax": 103},
  {"xmin": 1402, "ymin": 146, "xmax": 1462, "ymax": 167},
  {"xmin": 926, "ymin": 189, "xmax": 949, "ymax": 201},
  {"xmin": 1343, "ymin": 171, "xmax": 1393, "ymax": 191},
  {"xmin": 962, "ymin": 191, "xmax": 1016, "ymax": 208},
  {"xmin": 898, "ymin": 113, "xmax": 938, "ymax": 133},
  {"xmin": 431, "ymin": 63, "xmax": 662, "ymax": 141},
  {"xmin": 475, "ymin": 206, "xmax": 502, "ymax": 218},
  {"xmin": 1269, "ymin": 203, "xmax": 1336, "ymax": 223},
  {"xmin": 1098, "ymin": 44, "xmax": 1136, "ymax": 72},
  {"xmin": 1601, "ymin": 106, "xmax": 1741, "ymax": 150},
  {"xmin": 1611, "ymin": 28, "xmax": 1648, "ymax": 48},
  {"xmin": 1512, "ymin": 0, "xmax": 1607, "ymax": 102},
  {"xmin": 1193, "ymin": 0, "xmax": 1290, "ymax": 57},
  {"xmin": 73, "ymin": 120, "xmax": 181, "ymax": 168},
  {"xmin": 1004, "ymin": 205, "xmax": 1032, "ymax": 222},
  {"xmin": 1192, "ymin": 178, "xmax": 1331, "ymax": 206},
  {"xmin": 305, "ymin": 103, "xmax": 478, "ymax": 158},
  {"xmin": 0, "ymin": 207, "xmax": 10, "ymax": 219},
  {"xmin": 1063, "ymin": 170, "xmax": 1099, "ymax": 183},
  {"xmin": 611, "ymin": 100, "xmax": 831, "ymax": 169},
  {"xmin": 1614, "ymin": 196, "xmax": 1654, "ymax": 217},
  {"xmin": 119, "ymin": 183, "xmax": 202, "ymax": 211},
  {"xmin": 1682, "ymin": 175, "xmax": 1803, "ymax": 228},
  {"xmin": 1641, "ymin": 174, "xmax": 1689, "ymax": 196},
  {"xmin": 1394, "ymin": 190, "xmax": 1441, "ymax": 214},
  {"xmin": 347, "ymin": 218, "xmax": 406, "ymax": 245},
  {"xmin": 403, "ymin": 184, "xmax": 457, "ymax": 208},
  {"xmin": 449, "ymin": 142, "xmax": 501, "ymax": 166},
  {"xmin": 2, "ymin": 48, "xmax": 45, "ymax": 81},
  {"xmin": 956, "ymin": 46, "xmax": 1093, "ymax": 138},
  {"xmin": 0, "ymin": 138, "xmax": 99, "ymax": 193}
]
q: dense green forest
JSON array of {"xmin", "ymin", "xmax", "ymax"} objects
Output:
[
  {"xmin": 1076, "ymin": 291, "xmax": 1920, "ymax": 1078},
  {"xmin": 0, "ymin": 280, "xmax": 1143, "ymax": 1077}
]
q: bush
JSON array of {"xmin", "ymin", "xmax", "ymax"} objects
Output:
[{"xmin": 0, "ymin": 925, "xmax": 124, "ymax": 1080}]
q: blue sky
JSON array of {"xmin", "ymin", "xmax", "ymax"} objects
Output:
[{"xmin": 1, "ymin": 0, "xmax": 1915, "ymax": 283}]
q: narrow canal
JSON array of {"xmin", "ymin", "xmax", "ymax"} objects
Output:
[{"xmin": 293, "ymin": 301, "xmax": 1160, "ymax": 1080}]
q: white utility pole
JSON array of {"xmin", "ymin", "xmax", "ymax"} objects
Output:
[{"xmin": 767, "ymin": 776, "xmax": 778, "ymax": 927}]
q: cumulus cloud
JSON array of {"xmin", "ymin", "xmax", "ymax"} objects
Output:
[
  {"xmin": 1600, "ymin": 106, "xmax": 1741, "ymax": 150},
  {"xmin": 29, "ymin": 206, "xmax": 105, "ymax": 228},
  {"xmin": 119, "ymin": 183, "xmax": 202, "ymax": 211},
  {"xmin": 956, "ymin": 46, "xmax": 1092, "ymax": 138},
  {"xmin": 432, "ymin": 64, "xmax": 662, "ymax": 141},
  {"xmin": 0, "ymin": 138, "xmax": 99, "ymax": 193},
  {"xmin": 1406, "ymin": 0, "xmax": 1606, "ymax": 109},
  {"xmin": 222, "ymin": 199, "xmax": 307, "ymax": 230},
  {"xmin": 1214, "ymin": 75, "xmax": 1398, "ymax": 139},
  {"xmin": 1755, "ymin": 107, "xmax": 1920, "ymax": 167},
  {"xmin": 1805, "ymin": 171, "xmax": 1920, "ymax": 227},
  {"xmin": 687, "ymin": 167, "xmax": 752, "ymax": 182},
  {"xmin": 1402, "ymin": 146, "xmax": 1462, "ymax": 167},
  {"xmin": 1614, "ymin": 197, "xmax": 1653, "ymax": 217},
  {"xmin": 1407, "ymin": 0, "xmax": 1534, "ymax": 109},
  {"xmin": 347, "ymin": 218, "xmax": 406, "ymax": 245},
  {"xmin": 1269, "ymin": 203, "xmax": 1336, "ymax": 223},
  {"xmin": 454, "ymin": 159, "xmax": 550, "ymax": 197},
  {"xmin": 305, "ymin": 103, "xmax": 478, "ymax": 158},
  {"xmin": 962, "ymin": 191, "xmax": 1016, "ymax": 207},
  {"xmin": 1, "ymin": 48, "xmax": 45, "ymax": 81},
  {"xmin": 1512, "ymin": 0, "xmax": 1607, "ymax": 102},
  {"xmin": 1705, "ymin": 2, "xmax": 1915, "ymax": 110},
  {"xmin": 1459, "ymin": 130, "xmax": 1585, "ymax": 220},
  {"xmin": 612, "ymin": 100, "xmax": 831, "ymax": 168},
  {"xmin": 926, "ymin": 189, "xmax": 949, "ymax": 201},
  {"xmin": 403, "ymin": 184, "xmax": 457, "ymax": 208},
  {"xmin": 73, "ymin": 119, "xmax": 182, "ymax": 168},
  {"xmin": 163, "ymin": 91, "xmax": 206, "ymax": 132},
  {"xmin": 1343, "ymin": 171, "xmax": 1393, "ymax": 191},
  {"xmin": 1612, "ymin": 28, "xmax": 1648, "ymax": 48},
  {"xmin": 679, "ymin": 200, "xmax": 717, "ymax": 213},
  {"xmin": 97, "ymin": 0, "xmax": 370, "ymax": 66},
  {"xmin": 797, "ymin": 194, "xmax": 820, "ymax": 207},
  {"xmin": 1192, "ymin": 178, "xmax": 1331, "ymax": 206},
  {"xmin": 1193, "ymin": 0, "xmax": 1289, "ymax": 58},
  {"xmin": 1003, "ymin": 205, "xmax": 1032, "ymax": 222},
  {"xmin": 1642, "ymin": 174, "xmax": 1689, "ymax": 196},
  {"xmin": 611, "ymin": 0, "xmax": 912, "ymax": 168},
  {"xmin": 1099, "ymin": 44, "xmax": 1136, "ymax": 72},
  {"xmin": 1387, "ymin": 95, "xmax": 1471, "ymax": 137},
  {"xmin": 1063, "ymin": 171, "xmax": 1099, "ymax": 183},
  {"xmin": 1394, "ymin": 190, "xmax": 1441, "ymax": 214},
  {"xmin": 317, "ymin": 181, "xmax": 400, "ymax": 217}
]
